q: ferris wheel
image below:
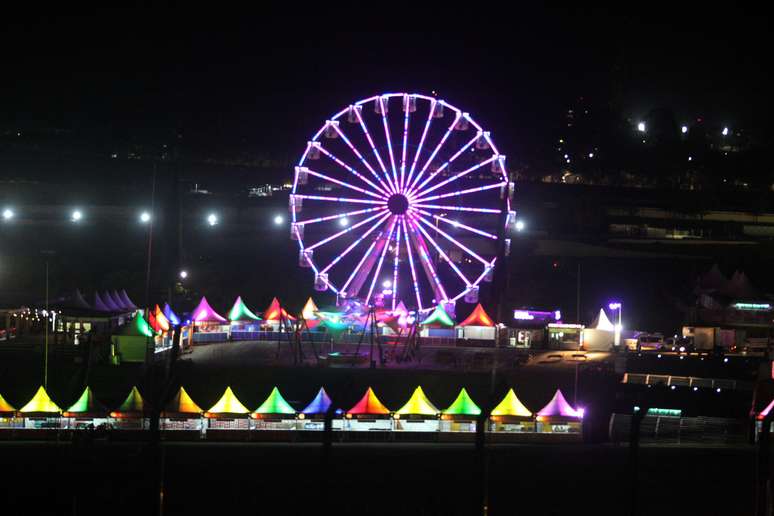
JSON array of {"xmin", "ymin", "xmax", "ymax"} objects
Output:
[{"xmin": 290, "ymin": 92, "xmax": 514, "ymax": 313}]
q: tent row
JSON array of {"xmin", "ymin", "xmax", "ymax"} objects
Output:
[{"xmin": 0, "ymin": 385, "xmax": 583, "ymax": 435}]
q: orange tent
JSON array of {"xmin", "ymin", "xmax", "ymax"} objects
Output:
[
  {"xmin": 459, "ymin": 303, "xmax": 494, "ymax": 327},
  {"xmin": 263, "ymin": 297, "xmax": 296, "ymax": 321}
]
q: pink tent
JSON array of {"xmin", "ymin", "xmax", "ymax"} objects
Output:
[
  {"xmin": 537, "ymin": 389, "xmax": 582, "ymax": 418},
  {"xmin": 192, "ymin": 296, "xmax": 227, "ymax": 323}
]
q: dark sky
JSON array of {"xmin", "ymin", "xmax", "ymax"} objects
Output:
[{"xmin": 2, "ymin": 7, "xmax": 771, "ymax": 157}]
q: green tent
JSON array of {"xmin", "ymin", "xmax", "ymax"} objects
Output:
[
  {"xmin": 112, "ymin": 312, "xmax": 156, "ymax": 363},
  {"xmin": 252, "ymin": 387, "xmax": 296, "ymax": 416},
  {"xmin": 442, "ymin": 388, "xmax": 481, "ymax": 416},
  {"xmin": 228, "ymin": 296, "xmax": 261, "ymax": 322},
  {"xmin": 112, "ymin": 386, "xmax": 147, "ymax": 417},
  {"xmin": 421, "ymin": 305, "xmax": 455, "ymax": 327},
  {"xmin": 320, "ymin": 318, "xmax": 348, "ymax": 337},
  {"xmin": 64, "ymin": 387, "xmax": 108, "ymax": 416}
]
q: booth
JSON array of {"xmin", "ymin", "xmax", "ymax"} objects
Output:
[
  {"xmin": 18, "ymin": 386, "xmax": 62, "ymax": 429},
  {"xmin": 228, "ymin": 296, "xmax": 262, "ymax": 339},
  {"xmin": 394, "ymin": 386, "xmax": 440, "ymax": 432},
  {"xmin": 62, "ymin": 387, "xmax": 109, "ymax": 429},
  {"xmin": 536, "ymin": 389, "xmax": 583, "ymax": 435},
  {"xmin": 440, "ymin": 388, "xmax": 481, "ymax": 432},
  {"xmin": 110, "ymin": 386, "xmax": 150, "ymax": 430},
  {"xmin": 161, "ymin": 387, "xmax": 204, "ymax": 433},
  {"xmin": 110, "ymin": 312, "xmax": 157, "ymax": 364},
  {"xmin": 163, "ymin": 303, "xmax": 181, "ymax": 326},
  {"xmin": 0, "ymin": 394, "xmax": 21, "ymax": 429},
  {"xmin": 489, "ymin": 389, "xmax": 534, "ymax": 432},
  {"xmin": 457, "ymin": 304, "xmax": 496, "ymax": 342},
  {"xmin": 298, "ymin": 387, "xmax": 342, "ymax": 430},
  {"xmin": 251, "ymin": 387, "xmax": 297, "ymax": 431},
  {"xmin": 205, "ymin": 387, "xmax": 251, "ymax": 432},
  {"xmin": 262, "ymin": 297, "xmax": 296, "ymax": 332},
  {"xmin": 344, "ymin": 387, "xmax": 392, "ymax": 431},
  {"xmin": 191, "ymin": 297, "xmax": 228, "ymax": 344},
  {"xmin": 581, "ymin": 308, "xmax": 615, "ymax": 351},
  {"xmin": 420, "ymin": 305, "xmax": 455, "ymax": 338}
]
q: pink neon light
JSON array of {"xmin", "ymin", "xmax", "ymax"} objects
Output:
[
  {"xmin": 404, "ymin": 99, "xmax": 435, "ymax": 193},
  {"xmin": 295, "ymin": 206, "xmax": 385, "ymax": 226},
  {"xmin": 306, "ymin": 210, "xmax": 388, "ymax": 251},
  {"xmin": 402, "ymin": 217, "xmax": 422, "ymax": 311},
  {"xmin": 354, "ymin": 104, "xmax": 397, "ymax": 194},
  {"xmin": 391, "ymin": 221, "xmax": 402, "ymax": 311},
  {"xmin": 408, "ymin": 133, "xmax": 479, "ymax": 198},
  {"xmin": 294, "ymin": 194, "xmax": 386, "ymax": 206},
  {"xmin": 400, "ymin": 95, "xmax": 410, "ymax": 191},
  {"xmin": 412, "ymin": 204, "xmax": 500, "ymax": 214},
  {"xmin": 365, "ymin": 217, "xmax": 398, "ymax": 304},
  {"xmin": 332, "ymin": 122, "xmax": 393, "ymax": 196},
  {"xmin": 378, "ymin": 97, "xmax": 400, "ymax": 194},
  {"xmin": 305, "ymin": 168, "xmax": 387, "ymax": 199},
  {"xmin": 413, "ymin": 181, "xmax": 507, "ymax": 204},
  {"xmin": 316, "ymin": 145, "xmax": 387, "ymax": 196},
  {"xmin": 412, "ymin": 156, "xmax": 497, "ymax": 200},
  {"xmin": 415, "ymin": 214, "xmax": 488, "ymax": 265},
  {"xmin": 411, "ymin": 215, "xmax": 472, "ymax": 287},
  {"xmin": 415, "ymin": 208, "xmax": 497, "ymax": 240},
  {"xmin": 406, "ymin": 111, "xmax": 461, "ymax": 194},
  {"xmin": 341, "ymin": 238, "xmax": 379, "ymax": 295},
  {"xmin": 320, "ymin": 212, "xmax": 392, "ymax": 273}
]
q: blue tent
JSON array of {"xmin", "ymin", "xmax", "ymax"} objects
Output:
[
  {"xmin": 302, "ymin": 387, "xmax": 333, "ymax": 415},
  {"xmin": 163, "ymin": 303, "xmax": 181, "ymax": 326}
]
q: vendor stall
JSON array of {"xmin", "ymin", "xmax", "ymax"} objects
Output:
[
  {"xmin": 110, "ymin": 312, "xmax": 157, "ymax": 364},
  {"xmin": 0, "ymin": 393, "xmax": 21, "ymax": 429},
  {"xmin": 420, "ymin": 304, "xmax": 455, "ymax": 338},
  {"xmin": 227, "ymin": 296, "xmax": 262, "ymax": 340},
  {"xmin": 18, "ymin": 386, "xmax": 62, "ymax": 429},
  {"xmin": 298, "ymin": 387, "xmax": 341, "ymax": 430},
  {"xmin": 250, "ymin": 387, "xmax": 297, "ymax": 430},
  {"xmin": 62, "ymin": 387, "xmax": 109, "ymax": 429},
  {"xmin": 345, "ymin": 387, "xmax": 392, "ymax": 431},
  {"xmin": 262, "ymin": 297, "xmax": 296, "ymax": 332},
  {"xmin": 110, "ymin": 386, "xmax": 150, "ymax": 429},
  {"xmin": 489, "ymin": 389, "xmax": 534, "ymax": 432},
  {"xmin": 536, "ymin": 389, "xmax": 584, "ymax": 435},
  {"xmin": 191, "ymin": 296, "xmax": 228, "ymax": 344},
  {"xmin": 161, "ymin": 387, "xmax": 204, "ymax": 432},
  {"xmin": 457, "ymin": 303, "xmax": 496, "ymax": 342},
  {"xmin": 394, "ymin": 386, "xmax": 440, "ymax": 432},
  {"xmin": 440, "ymin": 388, "xmax": 481, "ymax": 432},
  {"xmin": 581, "ymin": 308, "xmax": 615, "ymax": 351},
  {"xmin": 205, "ymin": 386, "xmax": 251, "ymax": 431}
]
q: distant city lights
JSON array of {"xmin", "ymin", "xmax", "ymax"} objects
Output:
[
  {"xmin": 139, "ymin": 211, "xmax": 151, "ymax": 224},
  {"xmin": 2, "ymin": 208, "xmax": 14, "ymax": 221}
]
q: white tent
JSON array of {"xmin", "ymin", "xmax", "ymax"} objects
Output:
[
  {"xmin": 590, "ymin": 308, "xmax": 615, "ymax": 331},
  {"xmin": 583, "ymin": 308, "xmax": 615, "ymax": 350}
]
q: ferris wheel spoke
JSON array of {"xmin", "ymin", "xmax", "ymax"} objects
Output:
[
  {"xmin": 404, "ymin": 99, "xmax": 435, "ymax": 196},
  {"xmin": 414, "ymin": 208, "xmax": 498, "ymax": 240},
  {"xmin": 411, "ymin": 155, "xmax": 498, "ymax": 200},
  {"xmin": 399, "ymin": 95, "xmax": 411, "ymax": 191},
  {"xmin": 391, "ymin": 221, "xmax": 402, "ymax": 311},
  {"xmin": 407, "ymin": 133, "xmax": 480, "ymax": 199},
  {"xmin": 365, "ymin": 217, "xmax": 398, "ymax": 305},
  {"xmin": 316, "ymin": 145, "xmax": 390, "ymax": 197},
  {"xmin": 412, "ymin": 203, "xmax": 501, "ymax": 214},
  {"xmin": 406, "ymin": 219, "xmax": 448, "ymax": 303},
  {"xmin": 378, "ymin": 97, "xmax": 400, "ymax": 194},
  {"xmin": 319, "ymin": 211, "xmax": 392, "ymax": 274},
  {"xmin": 331, "ymin": 122, "xmax": 394, "ymax": 196},
  {"xmin": 305, "ymin": 210, "xmax": 389, "ymax": 251},
  {"xmin": 412, "ymin": 215, "xmax": 473, "ymax": 287},
  {"xmin": 401, "ymin": 218, "xmax": 423, "ymax": 311},
  {"xmin": 414, "ymin": 214, "xmax": 489, "ymax": 266},
  {"xmin": 305, "ymin": 168, "xmax": 387, "ymax": 200},
  {"xmin": 354, "ymin": 105, "xmax": 398, "ymax": 194},
  {"xmin": 405, "ymin": 112, "xmax": 460, "ymax": 195},
  {"xmin": 343, "ymin": 217, "xmax": 394, "ymax": 298},
  {"xmin": 341, "ymin": 240, "xmax": 378, "ymax": 297},
  {"xmin": 294, "ymin": 194, "xmax": 386, "ymax": 206},
  {"xmin": 295, "ymin": 206, "xmax": 385, "ymax": 226},
  {"xmin": 413, "ymin": 181, "xmax": 507, "ymax": 204}
]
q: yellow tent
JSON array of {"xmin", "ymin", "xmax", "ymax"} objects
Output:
[
  {"xmin": 163, "ymin": 387, "xmax": 203, "ymax": 416},
  {"xmin": 0, "ymin": 393, "xmax": 16, "ymax": 414},
  {"xmin": 19, "ymin": 386, "xmax": 61, "ymax": 414},
  {"xmin": 491, "ymin": 389, "xmax": 532, "ymax": 418},
  {"xmin": 396, "ymin": 386, "xmax": 439, "ymax": 416},
  {"xmin": 206, "ymin": 387, "xmax": 250, "ymax": 417}
]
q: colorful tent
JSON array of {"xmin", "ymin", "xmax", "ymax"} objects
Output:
[
  {"xmin": 263, "ymin": 297, "xmax": 296, "ymax": 321},
  {"xmin": 396, "ymin": 386, "xmax": 439, "ymax": 416},
  {"xmin": 459, "ymin": 303, "xmax": 495, "ymax": 327},
  {"xmin": 111, "ymin": 386, "xmax": 147, "ymax": 417},
  {"xmin": 421, "ymin": 304, "xmax": 455, "ymax": 327},
  {"xmin": 111, "ymin": 290, "xmax": 127, "ymax": 310},
  {"xmin": 93, "ymin": 292, "xmax": 111, "ymax": 312},
  {"xmin": 206, "ymin": 387, "xmax": 250, "ymax": 417},
  {"xmin": 163, "ymin": 387, "xmax": 203, "ymax": 416},
  {"xmin": 103, "ymin": 291, "xmax": 122, "ymax": 311},
  {"xmin": 491, "ymin": 389, "xmax": 532, "ymax": 417},
  {"xmin": 393, "ymin": 301, "xmax": 409, "ymax": 316},
  {"xmin": 302, "ymin": 388, "xmax": 333, "ymax": 415},
  {"xmin": 64, "ymin": 387, "xmax": 107, "ymax": 417},
  {"xmin": 148, "ymin": 310, "xmax": 161, "ymax": 333},
  {"xmin": 163, "ymin": 303, "xmax": 180, "ymax": 326},
  {"xmin": 301, "ymin": 297, "xmax": 319, "ymax": 320},
  {"xmin": 228, "ymin": 296, "xmax": 261, "ymax": 322},
  {"xmin": 192, "ymin": 296, "xmax": 227, "ymax": 323},
  {"xmin": 537, "ymin": 389, "xmax": 582, "ymax": 418},
  {"xmin": 119, "ymin": 312, "xmax": 155, "ymax": 337},
  {"xmin": 442, "ymin": 388, "xmax": 481, "ymax": 416},
  {"xmin": 19, "ymin": 386, "xmax": 61, "ymax": 415},
  {"xmin": 347, "ymin": 387, "xmax": 390, "ymax": 415},
  {"xmin": 252, "ymin": 387, "xmax": 296, "ymax": 417},
  {"xmin": 320, "ymin": 318, "xmax": 348, "ymax": 337},
  {"xmin": 119, "ymin": 289, "xmax": 138, "ymax": 310},
  {"xmin": 154, "ymin": 305, "xmax": 171, "ymax": 331},
  {"xmin": 0, "ymin": 393, "xmax": 17, "ymax": 414}
]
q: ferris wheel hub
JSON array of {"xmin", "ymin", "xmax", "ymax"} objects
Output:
[{"xmin": 387, "ymin": 194, "xmax": 410, "ymax": 215}]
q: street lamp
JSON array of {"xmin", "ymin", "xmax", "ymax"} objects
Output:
[
  {"xmin": 71, "ymin": 210, "xmax": 83, "ymax": 222},
  {"xmin": 515, "ymin": 219, "xmax": 525, "ymax": 232},
  {"xmin": 339, "ymin": 217, "xmax": 349, "ymax": 227},
  {"xmin": 637, "ymin": 122, "xmax": 646, "ymax": 132},
  {"xmin": 609, "ymin": 302, "xmax": 622, "ymax": 347},
  {"xmin": 681, "ymin": 125, "xmax": 688, "ymax": 134},
  {"xmin": 179, "ymin": 270, "xmax": 188, "ymax": 280},
  {"xmin": 206, "ymin": 213, "xmax": 218, "ymax": 226},
  {"xmin": 139, "ymin": 211, "xmax": 152, "ymax": 224},
  {"xmin": 273, "ymin": 215, "xmax": 284, "ymax": 225},
  {"xmin": 722, "ymin": 126, "xmax": 729, "ymax": 136},
  {"xmin": 2, "ymin": 208, "xmax": 14, "ymax": 221}
]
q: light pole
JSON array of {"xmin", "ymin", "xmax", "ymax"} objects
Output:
[{"xmin": 609, "ymin": 302, "xmax": 622, "ymax": 348}]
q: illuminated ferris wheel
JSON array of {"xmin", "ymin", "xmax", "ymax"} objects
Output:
[{"xmin": 290, "ymin": 92, "xmax": 514, "ymax": 313}]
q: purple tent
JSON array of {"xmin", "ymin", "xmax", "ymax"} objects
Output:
[
  {"xmin": 119, "ymin": 290, "xmax": 138, "ymax": 310},
  {"xmin": 537, "ymin": 389, "xmax": 582, "ymax": 418},
  {"xmin": 102, "ymin": 291, "xmax": 122, "ymax": 311},
  {"xmin": 192, "ymin": 296, "xmax": 227, "ymax": 323},
  {"xmin": 111, "ymin": 290, "xmax": 127, "ymax": 310},
  {"xmin": 93, "ymin": 292, "xmax": 111, "ymax": 312}
]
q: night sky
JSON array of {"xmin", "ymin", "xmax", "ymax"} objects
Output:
[{"xmin": 2, "ymin": 7, "xmax": 770, "ymax": 161}]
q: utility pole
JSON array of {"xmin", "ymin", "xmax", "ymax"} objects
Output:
[
  {"xmin": 576, "ymin": 261, "xmax": 581, "ymax": 323},
  {"xmin": 44, "ymin": 260, "xmax": 49, "ymax": 389}
]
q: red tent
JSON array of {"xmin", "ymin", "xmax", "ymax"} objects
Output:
[
  {"xmin": 263, "ymin": 297, "xmax": 296, "ymax": 321},
  {"xmin": 459, "ymin": 303, "xmax": 495, "ymax": 327},
  {"xmin": 347, "ymin": 387, "xmax": 390, "ymax": 415}
]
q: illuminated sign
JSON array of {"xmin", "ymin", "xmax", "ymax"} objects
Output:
[
  {"xmin": 733, "ymin": 303, "xmax": 772, "ymax": 311},
  {"xmin": 513, "ymin": 310, "xmax": 534, "ymax": 320}
]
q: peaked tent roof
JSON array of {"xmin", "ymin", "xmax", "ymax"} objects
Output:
[
  {"xmin": 442, "ymin": 388, "xmax": 481, "ymax": 416},
  {"xmin": 19, "ymin": 386, "xmax": 61, "ymax": 414},
  {"xmin": 301, "ymin": 297, "xmax": 319, "ymax": 320},
  {"xmin": 263, "ymin": 297, "xmax": 296, "ymax": 321},
  {"xmin": 228, "ymin": 296, "xmax": 261, "ymax": 322},
  {"xmin": 0, "ymin": 393, "xmax": 17, "ymax": 414},
  {"xmin": 206, "ymin": 387, "xmax": 250, "ymax": 416},
  {"xmin": 119, "ymin": 289, "xmax": 138, "ymax": 310},
  {"xmin": 148, "ymin": 310, "xmax": 161, "ymax": 333},
  {"xmin": 347, "ymin": 387, "xmax": 390, "ymax": 415},
  {"xmin": 118, "ymin": 312, "xmax": 155, "ymax": 337},
  {"xmin": 302, "ymin": 388, "xmax": 333, "ymax": 414},
  {"xmin": 192, "ymin": 296, "xmax": 227, "ymax": 323},
  {"xmin": 252, "ymin": 387, "xmax": 296, "ymax": 415},
  {"xmin": 163, "ymin": 303, "xmax": 180, "ymax": 326},
  {"xmin": 537, "ymin": 389, "xmax": 581, "ymax": 418},
  {"xmin": 154, "ymin": 305, "xmax": 171, "ymax": 331},
  {"xmin": 163, "ymin": 387, "xmax": 203, "ymax": 415},
  {"xmin": 591, "ymin": 308, "xmax": 615, "ymax": 331},
  {"xmin": 396, "ymin": 386, "xmax": 439, "ymax": 415},
  {"xmin": 421, "ymin": 304, "xmax": 455, "ymax": 327},
  {"xmin": 491, "ymin": 389, "xmax": 532, "ymax": 417},
  {"xmin": 459, "ymin": 303, "xmax": 495, "ymax": 327},
  {"xmin": 115, "ymin": 386, "xmax": 147, "ymax": 414},
  {"xmin": 65, "ymin": 386, "xmax": 107, "ymax": 415},
  {"xmin": 393, "ymin": 301, "xmax": 409, "ymax": 316},
  {"xmin": 103, "ymin": 291, "xmax": 122, "ymax": 311},
  {"xmin": 93, "ymin": 292, "xmax": 111, "ymax": 312},
  {"xmin": 111, "ymin": 290, "xmax": 127, "ymax": 310}
]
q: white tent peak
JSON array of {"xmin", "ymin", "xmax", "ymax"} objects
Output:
[{"xmin": 591, "ymin": 308, "xmax": 615, "ymax": 331}]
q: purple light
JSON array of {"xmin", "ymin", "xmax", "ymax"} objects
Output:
[
  {"xmin": 365, "ymin": 217, "xmax": 398, "ymax": 304},
  {"xmin": 294, "ymin": 206, "xmax": 385, "ymax": 226},
  {"xmin": 378, "ymin": 97, "xmax": 400, "ymax": 193},
  {"xmin": 413, "ymin": 204, "xmax": 500, "ymax": 214},
  {"xmin": 414, "ymin": 215, "xmax": 488, "ymax": 265},
  {"xmin": 353, "ymin": 102, "xmax": 397, "ymax": 194},
  {"xmin": 415, "ymin": 209, "xmax": 498, "ymax": 240},
  {"xmin": 304, "ymin": 168, "xmax": 386, "ymax": 199},
  {"xmin": 316, "ymin": 145, "xmax": 387, "ymax": 196},
  {"xmin": 409, "ymin": 133, "xmax": 479, "ymax": 198},
  {"xmin": 413, "ymin": 181, "xmax": 507, "ymax": 204},
  {"xmin": 513, "ymin": 310, "xmax": 534, "ymax": 320},
  {"xmin": 399, "ymin": 94, "xmax": 411, "ymax": 191},
  {"xmin": 330, "ymin": 120, "xmax": 393, "ymax": 196},
  {"xmin": 609, "ymin": 302, "xmax": 622, "ymax": 310},
  {"xmin": 391, "ymin": 222, "xmax": 402, "ymax": 311},
  {"xmin": 402, "ymin": 217, "xmax": 423, "ymax": 311},
  {"xmin": 294, "ymin": 194, "xmax": 385, "ymax": 206},
  {"xmin": 404, "ymin": 99, "xmax": 435, "ymax": 193},
  {"xmin": 320, "ymin": 212, "xmax": 392, "ymax": 274},
  {"xmin": 406, "ymin": 112, "xmax": 460, "ymax": 194},
  {"xmin": 306, "ymin": 210, "xmax": 388, "ymax": 251},
  {"xmin": 412, "ymin": 156, "xmax": 497, "ymax": 200}
]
